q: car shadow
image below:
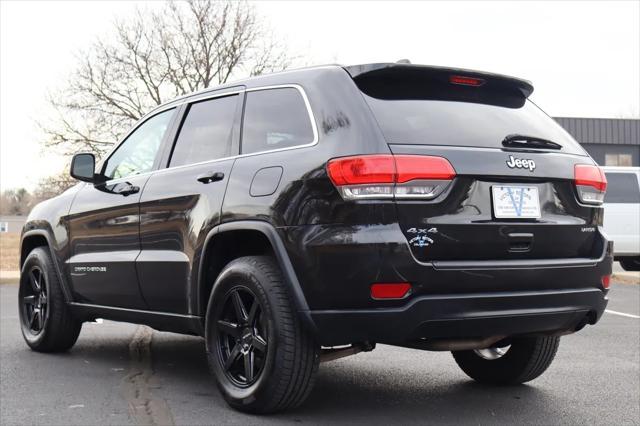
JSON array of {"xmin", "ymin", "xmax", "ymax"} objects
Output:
[{"xmin": 147, "ymin": 332, "xmax": 566, "ymax": 425}]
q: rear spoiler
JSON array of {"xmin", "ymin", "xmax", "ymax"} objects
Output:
[{"xmin": 344, "ymin": 63, "xmax": 534, "ymax": 100}]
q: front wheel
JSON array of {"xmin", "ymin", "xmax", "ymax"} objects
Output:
[
  {"xmin": 452, "ymin": 336, "xmax": 560, "ymax": 385},
  {"xmin": 205, "ymin": 256, "xmax": 319, "ymax": 413},
  {"xmin": 19, "ymin": 247, "xmax": 82, "ymax": 352}
]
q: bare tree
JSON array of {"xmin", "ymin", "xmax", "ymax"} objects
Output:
[
  {"xmin": 0, "ymin": 188, "xmax": 32, "ymax": 216},
  {"xmin": 42, "ymin": 0, "xmax": 293, "ymax": 157},
  {"xmin": 0, "ymin": 174, "xmax": 77, "ymax": 215},
  {"xmin": 32, "ymin": 172, "xmax": 77, "ymax": 202}
]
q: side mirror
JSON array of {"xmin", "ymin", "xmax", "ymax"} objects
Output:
[{"xmin": 70, "ymin": 153, "xmax": 96, "ymax": 183}]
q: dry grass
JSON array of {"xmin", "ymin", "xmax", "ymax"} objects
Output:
[
  {"xmin": 612, "ymin": 273, "xmax": 640, "ymax": 285},
  {"xmin": 0, "ymin": 233, "xmax": 20, "ymax": 271}
]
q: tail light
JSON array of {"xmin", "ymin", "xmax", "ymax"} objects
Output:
[
  {"xmin": 327, "ymin": 155, "xmax": 456, "ymax": 200},
  {"xmin": 574, "ymin": 164, "xmax": 607, "ymax": 204},
  {"xmin": 601, "ymin": 275, "xmax": 611, "ymax": 289}
]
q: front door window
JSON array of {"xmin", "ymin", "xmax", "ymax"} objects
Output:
[{"xmin": 103, "ymin": 109, "xmax": 175, "ymax": 179}]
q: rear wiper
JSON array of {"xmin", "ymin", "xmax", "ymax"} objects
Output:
[{"xmin": 502, "ymin": 134, "xmax": 562, "ymax": 150}]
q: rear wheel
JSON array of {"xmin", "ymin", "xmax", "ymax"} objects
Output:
[
  {"xmin": 620, "ymin": 257, "xmax": 640, "ymax": 271},
  {"xmin": 19, "ymin": 247, "xmax": 82, "ymax": 352},
  {"xmin": 452, "ymin": 336, "xmax": 560, "ymax": 385},
  {"xmin": 205, "ymin": 256, "xmax": 319, "ymax": 413}
]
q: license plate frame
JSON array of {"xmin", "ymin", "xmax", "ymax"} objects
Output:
[{"xmin": 491, "ymin": 185, "xmax": 541, "ymax": 219}]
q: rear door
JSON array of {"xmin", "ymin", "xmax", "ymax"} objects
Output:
[
  {"xmin": 138, "ymin": 90, "xmax": 242, "ymax": 314},
  {"xmin": 350, "ymin": 66, "xmax": 605, "ymax": 263},
  {"xmin": 603, "ymin": 170, "xmax": 640, "ymax": 255}
]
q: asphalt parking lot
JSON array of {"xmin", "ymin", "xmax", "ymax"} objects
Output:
[{"xmin": 1, "ymin": 281, "xmax": 638, "ymax": 426}]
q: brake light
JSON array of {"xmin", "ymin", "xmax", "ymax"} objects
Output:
[
  {"xmin": 449, "ymin": 75, "xmax": 485, "ymax": 87},
  {"xmin": 327, "ymin": 155, "xmax": 456, "ymax": 200},
  {"xmin": 574, "ymin": 164, "xmax": 607, "ymax": 204},
  {"xmin": 371, "ymin": 283, "xmax": 412, "ymax": 299},
  {"xmin": 326, "ymin": 155, "xmax": 395, "ymax": 185},
  {"xmin": 395, "ymin": 155, "xmax": 456, "ymax": 182}
]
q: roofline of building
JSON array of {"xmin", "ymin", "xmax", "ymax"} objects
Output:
[{"xmin": 554, "ymin": 116, "xmax": 639, "ymax": 121}]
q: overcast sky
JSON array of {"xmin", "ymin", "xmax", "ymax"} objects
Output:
[{"xmin": 1, "ymin": 0, "xmax": 639, "ymax": 190}]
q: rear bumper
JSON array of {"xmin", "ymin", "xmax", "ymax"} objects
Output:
[
  {"xmin": 310, "ymin": 287, "xmax": 608, "ymax": 346},
  {"xmin": 280, "ymin": 224, "xmax": 613, "ymax": 346}
]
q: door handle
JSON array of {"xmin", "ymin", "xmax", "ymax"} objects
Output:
[
  {"xmin": 197, "ymin": 171, "xmax": 225, "ymax": 184},
  {"xmin": 116, "ymin": 183, "xmax": 140, "ymax": 196}
]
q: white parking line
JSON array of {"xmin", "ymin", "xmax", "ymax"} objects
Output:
[{"xmin": 605, "ymin": 309, "xmax": 640, "ymax": 319}]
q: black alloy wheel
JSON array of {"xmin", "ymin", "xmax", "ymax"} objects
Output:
[
  {"xmin": 216, "ymin": 286, "xmax": 268, "ymax": 387},
  {"xmin": 20, "ymin": 266, "xmax": 48, "ymax": 334},
  {"xmin": 19, "ymin": 247, "xmax": 82, "ymax": 352},
  {"xmin": 206, "ymin": 256, "xmax": 319, "ymax": 413}
]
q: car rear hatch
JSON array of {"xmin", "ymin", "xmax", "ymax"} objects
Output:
[{"xmin": 344, "ymin": 63, "xmax": 607, "ymax": 263}]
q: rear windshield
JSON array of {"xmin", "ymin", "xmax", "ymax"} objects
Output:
[
  {"xmin": 363, "ymin": 95, "xmax": 587, "ymax": 155},
  {"xmin": 604, "ymin": 172, "xmax": 640, "ymax": 203}
]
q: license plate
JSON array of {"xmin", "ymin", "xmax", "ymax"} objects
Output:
[{"xmin": 491, "ymin": 186, "xmax": 541, "ymax": 219}]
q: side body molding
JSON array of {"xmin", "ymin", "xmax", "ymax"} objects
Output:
[{"xmin": 198, "ymin": 221, "xmax": 316, "ymax": 333}]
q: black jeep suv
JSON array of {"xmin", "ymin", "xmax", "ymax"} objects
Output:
[{"xmin": 19, "ymin": 63, "xmax": 612, "ymax": 413}]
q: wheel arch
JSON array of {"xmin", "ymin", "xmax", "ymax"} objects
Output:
[
  {"xmin": 20, "ymin": 232, "xmax": 49, "ymax": 268},
  {"xmin": 197, "ymin": 221, "xmax": 315, "ymax": 333},
  {"xmin": 20, "ymin": 230, "xmax": 72, "ymax": 302}
]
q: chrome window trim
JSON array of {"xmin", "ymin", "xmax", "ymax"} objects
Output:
[
  {"xmin": 97, "ymin": 84, "xmax": 318, "ymax": 183},
  {"xmin": 180, "ymin": 87, "xmax": 244, "ymax": 105}
]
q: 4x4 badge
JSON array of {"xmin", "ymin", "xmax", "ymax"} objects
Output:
[
  {"xmin": 506, "ymin": 155, "xmax": 536, "ymax": 172},
  {"xmin": 406, "ymin": 227, "xmax": 438, "ymax": 234}
]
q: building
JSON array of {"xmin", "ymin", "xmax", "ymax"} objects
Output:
[
  {"xmin": 0, "ymin": 215, "xmax": 26, "ymax": 233},
  {"xmin": 554, "ymin": 117, "xmax": 640, "ymax": 166}
]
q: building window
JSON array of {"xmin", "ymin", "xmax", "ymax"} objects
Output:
[{"xmin": 605, "ymin": 153, "xmax": 632, "ymax": 167}]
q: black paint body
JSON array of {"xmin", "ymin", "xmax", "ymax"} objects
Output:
[{"xmin": 21, "ymin": 64, "xmax": 611, "ymax": 346}]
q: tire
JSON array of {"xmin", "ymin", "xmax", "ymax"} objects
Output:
[
  {"xmin": 452, "ymin": 336, "xmax": 560, "ymax": 385},
  {"xmin": 620, "ymin": 257, "xmax": 640, "ymax": 271},
  {"xmin": 19, "ymin": 247, "xmax": 82, "ymax": 352},
  {"xmin": 205, "ymin": 256, "xmax": 319, "ymax": 413}
]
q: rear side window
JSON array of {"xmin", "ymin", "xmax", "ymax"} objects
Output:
[
  {"xmin": 170, "ymin": 95, "xmax": 239, "ymax": 167},
  {"xmin": 241, "ymin": 88, "xmax": 314, "ymax": 155},
  {"xmin": 604, "ymin": 173, "xmax": 640, "ymax": 203}
]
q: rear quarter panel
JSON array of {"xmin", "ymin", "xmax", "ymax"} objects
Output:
[{"xmin": 221, "ymin": 66, "xmax": 392, "ymax": 227}]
